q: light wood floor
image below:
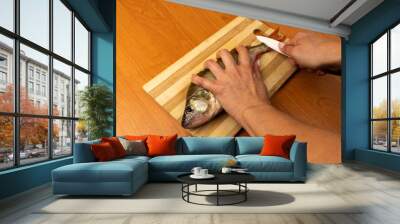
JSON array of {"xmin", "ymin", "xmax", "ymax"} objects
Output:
[{"xmin": 1, "ymin": 162, "xmax": 400, "ymax": 224}]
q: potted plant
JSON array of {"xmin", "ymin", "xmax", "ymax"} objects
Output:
[{"xmin": 79, "ymin": 84, "xmax": 113, "ymax": 140}]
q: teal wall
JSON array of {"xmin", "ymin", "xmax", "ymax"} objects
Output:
[
  {"xmin": 343, "ymin": 0, "xmax": 400, "ymax": 171},
  {"xmin": 0, "ymin": 0, "xmax": 115, "ymax": 200},
  {"xmin": 92, "ymin": 33, "xmax": 114, "ymax": 89},
  {"xmin": 90, "ymin": 0, "xmax": 115, "ymax": 135},
  {"xmin": 91, "ymin": 31, "xmax": 115, "ymax": 135},
  {"xmin": 0, "ymin": 158, "xmax": 72, "ymax": 199}
]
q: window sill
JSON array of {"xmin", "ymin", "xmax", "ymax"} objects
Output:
[
  {"xmin": 0, "ymin": 156, "xmax": 72, "ymax": 176},
  {"xmin": 355, "ymin": 148, "xmax": 400, "ymax": 172}
]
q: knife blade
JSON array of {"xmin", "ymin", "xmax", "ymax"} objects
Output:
[{"xmin": 256, "ymin": 35, "xmax": 287, "ymax": 56}]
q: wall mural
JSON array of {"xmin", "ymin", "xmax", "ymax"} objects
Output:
[
  {"xmin": 143, "ymin": 18, "xmax": 297, "ymax": 136},
  {"xmin": 117, "ymin": 1, "xmax": 341, "ymax": 163}
]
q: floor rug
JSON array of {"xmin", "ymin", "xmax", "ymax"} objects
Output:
[{"xmin": 38, "ymin": 183, "xmax": 361, "ymax": 214}]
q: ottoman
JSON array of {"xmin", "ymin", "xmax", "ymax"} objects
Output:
[{"xmin": 52, "ymin": 157, "xmax": 148, "ymax": 196}]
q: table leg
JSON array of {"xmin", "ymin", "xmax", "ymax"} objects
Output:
[
  {"xmin": 245, "ymin": 183, "xmax": 247, "ymax": 201},
  {"xmin": 217, "ymin": 184, "xmax": 219, "ymax": 206},
  {"xmin": 181, "ymin": 184, "xmax": 183, "ymax": 199},
  {"xmin": 195, "ymin": 184, "xmax": 198, "ymax": 192},
  {"xmin": 187, "ymin": 184, "xmax": 190, "ymax": 202}
]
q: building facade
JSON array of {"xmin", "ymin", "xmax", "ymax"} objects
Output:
[{"xmin": 0, "ymin": 41, "xmax": 77, "ymax": 156}]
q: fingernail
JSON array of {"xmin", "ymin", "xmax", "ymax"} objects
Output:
[{"xmin": 278, "ymin": 42, "xmax": 285, "ymax": 49}]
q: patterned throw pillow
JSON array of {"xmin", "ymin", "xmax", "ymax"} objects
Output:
[{"xmin": 118, "ymin": 137, "xmax": 147, "ymax": 156}]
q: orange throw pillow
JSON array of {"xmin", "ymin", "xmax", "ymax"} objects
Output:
[
  {"xmin": 101, "ymin": 137, "xmax": 127, "ymax": 158},
  {"xmin": 146, "ymin": 134, "xmax": 177, "ymax": 157},
  {"xmin": 125, "ymin": 135, "xmax": 148, "ymax": 141},
  {"xmin": 260, "ymin": 134, "xmax": 296, "ymax": 159},
  {"xmin": 91, "ymin": 142, "xmax": 117, "ymax": 161}
]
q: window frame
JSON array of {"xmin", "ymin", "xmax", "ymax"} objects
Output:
[
  {"xmin": 370, "ymin": 20, "xmax": 400, "ymax": 154},
  {"xmin": 0, "ymin": 0, "xmax": 92, "ymax": 171}
]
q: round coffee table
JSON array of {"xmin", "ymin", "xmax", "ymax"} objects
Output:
[{"xmin": 177, "ymin": 173, "xmax": 255, "ymax": 206}]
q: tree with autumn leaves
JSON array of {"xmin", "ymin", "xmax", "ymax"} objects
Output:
[
  {"xmin": 0, "ymin": 85, "xmax": 59, "ymax": 153},
  {"xmin": 372, "ymin": 99, "xmax": 400, "ymax": 143}
]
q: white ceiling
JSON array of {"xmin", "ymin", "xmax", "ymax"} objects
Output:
[
  {"xmin": 227, "ymin": 0, "xmax": 352, "ymax": 22},
  {"xmin": 168, "ymin": 0, "xmax": 384, "ymax": 37}
]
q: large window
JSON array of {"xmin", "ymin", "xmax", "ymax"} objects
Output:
[
  {"xmin": 371, "ymin": 22, "xmax": 400, "ymax": 153},
  {"xmin": 0, "ymin": 0, "xmax": 91, "ymax": 170}
]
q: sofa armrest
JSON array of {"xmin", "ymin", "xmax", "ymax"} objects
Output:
[
  {"xmin": 289, "ymin": 142, "xmax": 307, "ymax": 181},
  {"xmin": 73, "ymin": 140, "xmax": 100, "ymax": 163}
]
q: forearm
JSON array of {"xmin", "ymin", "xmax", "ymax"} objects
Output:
[
  {"xmin": 239, "ymin": 104, "xmax": 340, "ymax": 150},
  {"xmin": 319, "ymin": 40, "xmax": 341, "ymax": 72}
]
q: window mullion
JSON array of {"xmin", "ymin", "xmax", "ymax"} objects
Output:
[
  {"xmin": 388, "ymin": 30, "xmax": 391, "ymax": 153},
  {"xmin": 71, "ymin": 10, "xmax": 76, "ymax": 155},
  {"xmin": 370, "ymin": 45, "xmax": 373, "ymax": 149},
  {"xmin": 48, "ymin": 0, "xmax": 54, "ymax": 160},
  {"xmin": 13, "ymin": 0, "xmax": 21, "ymax": 167}
]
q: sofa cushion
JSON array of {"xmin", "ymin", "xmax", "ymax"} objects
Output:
[
  {"xmin": 147, "ymin": 134, "xmax": 177, "ymax": 157},
  {"xmin": 149, "ymin": 154, "xmax": 235, "ymax": 172},
  {"xmin": 115, "ymin": 155, "xmax": 150, "ymax": 163},
  {"xmin": 119, "ymin": 138, "xmax": 147, "ymax": 156},
  {"xmin": 91, "ymin": 142, "xmax": 118, "ymax": 161},
  {"xmin": 53, "ymin": 159, "xmax": 147, "ymax": 183},
  {"xmin": 101, "ymin": 137, "xmax": 127, "ymax": 158},
  {"xmin": 124, "ymin": 135, "xmax": 148, "ymax": 141},
  {"xmin": 235, "ymin": 137, "xmax": 264, "ymax": 155},
  {"xmin": 178, "ymin": 137, "xmax": 235, "ymax": 155},
  {"xmin": 73, "ymin": 140, "xmax": 100, "ymax": 163},
  {"xmin": 260, "ymin": 134, "xmax": 296, "ymax": 159},
  {"xmin": 236, "ymin": 155, "xmax": 293, "ymax": 172}
]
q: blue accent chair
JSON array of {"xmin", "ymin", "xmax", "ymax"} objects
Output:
[{"xmin": 52, "ymin": 137, "xmax": 307, "ymax": 196}]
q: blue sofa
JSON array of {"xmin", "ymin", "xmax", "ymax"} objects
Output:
[{"xmin": 52, "ymin": 137, "xmax": 307, "ymax": 196}]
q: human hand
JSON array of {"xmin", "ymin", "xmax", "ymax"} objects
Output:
[
  {"xmin": 280, "ymin": 32, "xmax": 341, "ymax": 70},
  {"xmin": 191, "ymin": 46, "xmax": 270, "ymax": 124}
]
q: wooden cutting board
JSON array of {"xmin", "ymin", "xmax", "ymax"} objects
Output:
[{"xmin": 143, "ymin": 17, "xmax": 297, "ymax": 136}]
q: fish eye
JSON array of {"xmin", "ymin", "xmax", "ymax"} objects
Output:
[{"xmin": 190, "ymin": 99, "xmax": 208, "ymax": 113}]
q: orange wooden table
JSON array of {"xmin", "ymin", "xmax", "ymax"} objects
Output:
[{"xmin": 116, "ymin": 0, "xmax": 341, "ymax": 163}]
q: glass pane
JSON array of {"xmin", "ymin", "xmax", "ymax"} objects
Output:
[
  {"xmin": 372, "ymin": 76, "xmax": 387, "ymax": 119},
  {"xmin": 20, "ymin": 117, "xmax": 49, "ymax": 165},
  {"xmin": 20, "ymin": 44, "xmax": 49, "ymax": 115},
  {"xmin": 53, "ymin": 0, "xmax": 72, "ymax": 60},
  {"xmin": 391, "ymin": 24, "xmax": 400, "ymax": 70},
  {"xmin": 372, "ymin": 33, "xmax": 387, "ymax": 76},
  {"xmin": 0, "ymin": 116, "xmax": 13, "ymax": 170},
  {"xmin": 75, "ymin": 120, "xmax": 88, "ymax": 143},
  {"xmin": 372, "ymin": 121, "xmax": 388, "ymax": 151},
  {"xmin": 391, "ymin": 72, "xmax": 400, "ymax": 118},
  {"xmin": 0, "ymin": 0, "xmax": 14, "ymax": 31},
  {"xmin": 74, "ymin": 69, "xmax": 89, "ymax": 118},
  {"xmin": 53, "ymin": 119, "xmax": 72, "ymax": 157},
  {"xmin": 20, "ymin": 0, "xmax": 49, "ymax": 49},
  {"xmin": 53, "ymin": 59, "xmax": 72, "ymax": 117},
  {"xmin": 74, "ymin": 17, "xmax": 89, "ymax": 70},
  {"xmin": 0, "ymin": 34, "xmax": 14, "ymax": 112},
  {"xmin": 391, "ymin": 120, "xmax": 400, "ymax": 153}
]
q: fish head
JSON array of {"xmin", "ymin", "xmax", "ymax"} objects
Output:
[{"xmin": 181, "ymin": 89, "xmax": 222, "ymax": 129}]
